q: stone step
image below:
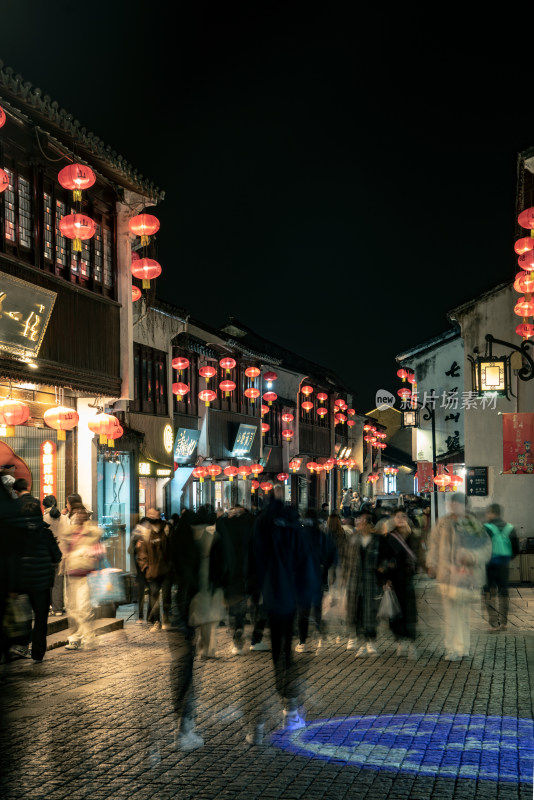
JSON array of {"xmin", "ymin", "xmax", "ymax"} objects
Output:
[{"xmin": 46, "ymin": 618, "xmax": 123, "ymax": 651}]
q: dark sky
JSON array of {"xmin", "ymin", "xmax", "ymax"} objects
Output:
[{"xmin": 1, "ymin": 5, "xmax": 530, "ymax": 408}]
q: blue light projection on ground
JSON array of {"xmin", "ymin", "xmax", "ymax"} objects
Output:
[{"xmin": 271, "ymin": 713, "xmax": 533, "ymax": 783}]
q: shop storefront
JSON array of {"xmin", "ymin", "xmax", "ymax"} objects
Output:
[{"xmin": 129, "ymin": 412, "xmax": 174, "ymax": 519}]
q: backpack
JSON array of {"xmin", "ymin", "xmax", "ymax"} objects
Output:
[{"xmin": 485, "ymin": 522, "xmax": 514, "ymax": 558}]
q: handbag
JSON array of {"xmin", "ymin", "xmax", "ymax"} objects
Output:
[
  {"xmin": 87, "ymin": 568, "xmax": 126, "ymax": 606},
  {"xmin": 2, "ymin": 594, "xmax": 33, "ymax": 641},
  {"xmin": 377, "ymin": 585, "xmax": 402, "ymax": 621}
]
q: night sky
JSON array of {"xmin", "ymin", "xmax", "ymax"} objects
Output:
[{"xmin": 1, "ymin": 6, "xmax": 531, "ymax": 408}]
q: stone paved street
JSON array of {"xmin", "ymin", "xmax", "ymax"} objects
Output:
[{"xmin": 1, "ymin": 580, "xmax": 533, "ymax": 800}]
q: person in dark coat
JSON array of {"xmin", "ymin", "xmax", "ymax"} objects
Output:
[
  {"xmin": 0, "ymin": 478, "xmax": 28, "ymax": 663},
  {"xmin": 136, "ymin": 508, "xmax": 172, "ymax": 631},
  {"xmin": 344, "ymin": 510, "xmax": 381, "ymax": 656},
  {"xmin": 378, "ymin": 508, "xmax": 418, "ymax": 660},
  {"xmin": 217, "ymin": 504, "xmax": 255, "ymax": 655},
  {"xmin": 13, "ymin": 478, "xmax": 61, "ymax": 663}
]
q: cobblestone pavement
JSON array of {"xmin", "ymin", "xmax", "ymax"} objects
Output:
[{"xmin": 0, "ymin": 579, "xmax": 533, "ymax": 800}]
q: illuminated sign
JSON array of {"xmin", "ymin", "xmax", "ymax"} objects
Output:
[
  {"xmin": 156, "ymin": 468, "xmax": 172, "ymax": 477},
  {"xmin": 163, "ymin": 424, "xmax": 173, "ymax": 454},
  {"xmin": 40, "ymin": 440, "xmax": 56, "ymax": 501},
  {"xmin": 0, "ymin": 272, "xmax": 56, "ymax": 357},
  {"xmin": 174, "ymin": 428, "xmax": 201, "ymax": 465},
  {"xmin": 139, "ymin": 462, "xmax": 151, "ymax": 476},
  {"xmin": 231, "ymin": 423, "xmax": 257, "ymax": 457}
]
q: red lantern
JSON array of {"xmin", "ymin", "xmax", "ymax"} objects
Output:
[
  {"xmin": 347, "ymin": 408, "xmax": 355, "ymax": 417},
  {"xmin": 514, "ymin": 296, "xmax": 534, "ymax": 318},
  {"xmin": 207, "ymin": 465, "xmax": 222, "ymax": 481},
  {"xmin": 172, "ymin": 382, "xmax": 190, "ymax": 401},
  {"xmin": 44, "ymin": 406, "xmax": 79, "ymax": 441},
  {"xmin": 59, "ymin": 214, "xmax": 96, "ymax": 252},
  {"xmin": 219, "ymin": 380, "xmax": 236, "ymax": 397},
  {"xmin": 244, "ymin": 388, "xmax": 260, "ymax": 402},
  {"xmin": 261, "ymin": 404, "xmax": 269, "ymax": 417},
  {"xmin": 220, "ymin": 357, "xmax": 236, "ymax": 373},
  {"xmin": 193, "ymin": 467, "xmax": 207, "ymax": 483},
  {"xmin": 301, "ymin": 385, "xmax": 313, "ymax": 396},
  {"xmin": 434, "ymin": 474, "xmax": 451, "ymax": 491},
  {"xmin": 245, "ymin": 366, "xmax": 260, "ymax": 379},
  {"xmin": 199, "ymin": 389, "xmax": 216, "ymax": 407},
  {"xmin": 317, "ymin": 392, "xmax": 328, "ymax": 403},
  {"xmin": 376, "ymin": 442, "xmax": 386, "ymax": 450},
  {"xmin": 397, "ymin": 368, "xmax": 408, "ymax": 381},
  {"xmin": 238, "ymin": 465, "xmax": 252, "ymax": 480},
  {"xmin": 108, "ymin": 420, "xmax": 123, "ymax": 447},
  {"xmin": 250, "ymin": 464, "xmax": 263, "ymax": 477},
  {"xmin": 0, "ymin": 399, "xmax": 30, "ymax": 433},
  {"xmin": 58, "ymin": 163, "xmax": 96, "ymax": 201},
  {"xmin": 132, "ymin": 285, "xmax": 142, "ymax": 302},
  {"xmin": 347, "ymin": 419, "xmax": 356, "ymax": 428},
  {"xmin": 0, "ymin": 168, "xmax": 10, "ymax": 194},
  {"xmin": 302, "ymin": 401, "xmax": 313, "ymax": 413},
  {"xmin": 516, "ymin": 322, "xmax": 534, "ymax": 339},
  {"xmin": 315, "ymin": 464, "xmax": 324, "ymax": 473},
  {"xmin": 282, "ymin": 412, "xmax": 294, "ymax": 424},
  {"xmin": 289, "ymin": 459, "xmax": 301, "ymax": 472},
  {"xmin": 514, "ymin": 237, "xmax": 534, "ymax": 255},
  {"xmin": 376, "ymin": 432, "xmax": 387, "ymax": 439},
  {"xmin": 261, "ymin": 423, "xmax": 270, "ymax": 435},
  {"xmin": 263, "ymin": 392, "xmax": 277, "ymax": 406},
  {"xmin": 224, "ymin": 466, "xmax": 239, "ymax": 482},
  {"xmin": 0, "ymin": 106, "xmax": 6, "ymax": 128},
  {"xmin": 407, "ymin": 373, "xmax": 416, "ymax": 385},
  {"xmin": 277, "ymin": 473, "xmax": 289, "ymax": 483},
  {"xmin": 172, "ymin": 357, "xmax": 190, "ymax": 374},
  {"xmin": 518, "ymin": 207, "xmax": 534, "ymax": 229},
  {"xmin": 306, "ymin": 462, "xmax": 318, "ymax": 473},
  {"xmin": 322, "ymin": 462, "xmax": 333, "ymax": 472},
  {"xmin": 129, "ymin": 214, "xmax": 160, "ymax": 246},
  {"xmin": 334, "ymin": 399, "xmax": 344, "ymax": 409},
  {"xmin": 335, "ymin": 413, "xmax": 346, "ymax": 424},
  {"xmin": 251, "ymin": 480, "xmax": 260, "ymax": 494},
  {"xmin": 397, "ymin": 388, "xmax": 412, "ymax": 400},
  {"xmin": 199, "ymin": 366, "xmax": 217, "ymax": 382},
  {"xmin": 131, "ymin": 257, "xmax": 162, "ymax": 288},
  {"xmin": 260, "ymin": 481, "xmax": 273, "ymax": 493},
  {"xmin": 317, "ymin": 407, "xmax": 328, "ymax": 418},
  {"xmin": 282, "ymin": 429, "xmax": 294, "ymax": 441},
  {"xmin": 88, "ymin": 413, "xmax": 117, "ymax": 444},
  {"xmin": 364, "ymin": 435, "xmax": 374, "ymax": 443},
  {"xmin": 449, "ymin": 475, "xmax": 463, "ymax": 490},
  {"xmin": 363, "ymin": 424, "xmax": 373, "ymax": 432},
  {"xmin": 518, "ymin": 250, "xmax": 534, "ymax": 272},
  {"xmin": 514, "ymin": 272, "xmax": 534, "ymax": 294},
  {"xmin": 264, "ymin": 371, "xmax": 278, "ymax": 383}
]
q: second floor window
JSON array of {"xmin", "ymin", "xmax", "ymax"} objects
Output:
[{"xmin": 133, "ymin": 343, "xmax": 168, "ymax": 415}]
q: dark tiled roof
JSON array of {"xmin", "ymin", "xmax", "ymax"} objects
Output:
[{"xmin": 0, "ymin": 61, "xmax": 164, "ymax": 203}]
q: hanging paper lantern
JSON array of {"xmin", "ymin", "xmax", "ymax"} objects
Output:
[
  {"xmin": 317, "ymin": 407, "xmax": 328, "ymax": 418},
  {"xmin": 518, "ymin": 207, "xmax": 534, "ymax": 229},
  {"xmin": 88, "ymin": 412, "xmax": 118, "ymax": 445},
  {"xmin": 245, "ymin": 366, "xmax": 260, "ymax": 379},
  {"xmin": 376, "ymin": 442, "xmax": 386, "ymax": 450},
  {"xmin": 315, "ymin": 464, "xmax": 324, "ymax": 474},
  {"xmin": 306, "ymin": 462, "xmax": 318, "ymax": 473},
  {"xmin": 263, "ymin": 391, "xmax": 277, "ymax": 406},
  {"xmin": 261, "ymin": 404, "xmax": 269, "ymax": 417},
  {"xmin": 407, "ymin": 373, "xmax": 416, "ymax": 385},
  {"xmin": 199, "ymin": 389, "xmax": 216, "ymax": 407},
  {"xmin": 59, "ymin": 214, "xmax": 96, "ymax": 252},
  {"xmin": 260, "ymin": 481, "xmax": 273, "ymax": 493},
  {"xmin": 363, "ymin": 424, "xmax": 373, "ymax": 432},
  {"xmin": 277, "ymin": 473, "xmax": 289, "ymax": 483},
  {"xmin": 219, "ymin": 380, "xmax": 236, "ymax": 398},
  {"xmin": 334, "ymin": 413, "xmax": 346, "ymax": 424},
  {"xmin": 334, "ymin": 399, "xmax": 344, "ymax": 409},
  {"xmin": 58, "ymin": 163, "xmax": 96, "ymax": 201},
  {"xmin": 515, "ymin": 237, "xmax": 534, "ymax": 255},
  {"xmin": 397, "ymin": 388, "xmax": 412, "ymax": 400},
  {"xmin": 261, "ymin": 423, "xmax": 270, "ymax": 435},
  {"xmin": 199, "ymin": 366, "xmax": 217, "ymax": 382},
  {"xmin": 514, "ymin": 296, "xmax": 534, "ymax": 318},
  {"xmin": 376, "ymin": 432, "xmax": 387, "ymax": 440},
  {"xmin": 131, "ymin": 257, "xmax": 162, "ymax": 288},
  {"xmin": 108, "ymin": 421, "xmax": 123, "ymax": 447},
  {"xmin": 172, "ymin": 357, "xmax": 190, "ymax": 374},
  {"xmin": 317, "ymin": 392, "xmax": 328, "ymax": 403},
  {"xmin": 132, "ymin": 285, "xmax": 142, "ymax": 302},
  {"xmin": 449, "ymin": 475, "xmax": 463, "ymax": 490},
  {"xmin": 301, "ymin": 385, "xmax": 313, "ymax": 396},
  {"xmin": 289, "ymin": 459, "xmax": 301, "ymax": 472},
  {"xmin": 514, "ymin": 272, "xmax": 534, "ymax": 294},
  {"xmin": 347, "ymin": 459, "xmax": 356, "ymax": 469},
  {"xmin": 516, "ymin": 322, "xmax": 534, "ymax": 339},
  {"xmin": 339, "ymin": 400, "xmax": 348, "ymax": 411},
  {"xmin": 347, "ymin": 408, "xmax": 355, "ymax": 417},
  {"xmin": 282, "ymin": 429, "xmax": 294, "ymax": 441},
  {"xmin": 44, "ymin": 406, "xmax": 79, "ymax": 441},
  {"xmin": 434, "ymin": 474, "xmax": 451, "ymax": 491},
  {"xmin": 391, "ymin": 467, "xmax": 398, "ymax": 475},
  {"xmin": 397, "ymin": 368, "xmax": 408, "ymax": 381},
  {"xmin": 0, "ymin": 106, "xmax": 6, "ymax": 128},
  {"xmin": 347, "ymin": 419, "xmax": 356, "ymax": 428},
  {"xmin": 207, "ymin": 465, "xmax": 222, "ymax": 481},
  {"xmin": 220, "ymin": 357, "xmax": 236, "ymax": 373},
  {"xmin": 282, "ymin": 412, "xmax": 294, "ymax": 424},
  {"xmin": 192, "ymin": 467, "xmax": 207, "ymax": 483},
  {"xmin": 0, "ymin": 168, "xmax": 10, "ymax": 194},
  {"xmin": 0, "ymin": 399, "xmax": 30, "ymax": 434},
  {"xmin": 302, "ymin": 401, "xmax": 313, "ymax": 413},
  {"xmin": 224, "ymin": 466, "xmax": 239, "ymax": 481},
  {"xmin": 129, "ymin": 213, "xmax": 160, "ymax": 246},
  {"xmin": 518, "ymin": 250, "xmax": 534, "ymax": 271},
  {"xmin": 238, "ymin": 465, "xmax": 252, "ymax": 480},
  {"xmin": 244, "ymin": 388, "xmax": 260, "ymax": 402},
  {"xmin": 364, "ymin": 435, "xmax": 373, "ymax": 443},
  {"xmin": 172, "ymin": 382, "xmax": 190, "ymax": 401},
  {"xmin": 369, "ymin": 426, "xmax": 377, "ymax": 432},
  {"xmin": 322, "ymin": 462, "xmax": 333, "ymax": 472},
  {"xmin": 251, "ymin": 480, "xmax": 260, "ymax": 494},
  {"xmin": 263, "ymin": 371, "xmax": 278, "ymax": 386},
  {"xmin": 250, "ymin": 464, "xmax": 263, "ymax": 477}
]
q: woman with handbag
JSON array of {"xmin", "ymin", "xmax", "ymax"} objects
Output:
[{"xmin": 64, "ymin": 506, "xmax": 105, "ymax": 651}]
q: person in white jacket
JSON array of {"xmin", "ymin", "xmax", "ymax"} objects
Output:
[{"xmin": 43, "ymin": 495, "xmax": 70, "ymax": 616}]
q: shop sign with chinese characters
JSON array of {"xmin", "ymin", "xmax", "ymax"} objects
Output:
[
  {"xmin": 174, "ymin": 428, "xmax": 201, "ymax": 465},
  {"xmin": 0, "ymin": 272, "xmax": 56, "ymax": 356},
  {"xmin": 40, "ymin": 440, "xmax": 56, "ymax": 501},
  {"xmin": 232, "ymin": 423, "xmax": 257, "ymax": 457},
  {"xmin": 502, "ymin": 413, "xmax": 534, "ymax": 474}
]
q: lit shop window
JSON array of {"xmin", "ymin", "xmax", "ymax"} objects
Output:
[
  {"xmin": 43, "ymin": 192, "xmax": 53, "ymax": 261},
  {"xmin": 3, "ymin": 168, "xmax": 15, "ymax": 242},
  {"xmin": 18, "ymin": 176, "xmax": 32, "ymax": 249},
  {"xmin": 55, "ymin": 199, "xmax": 68, "ymax": 267}
]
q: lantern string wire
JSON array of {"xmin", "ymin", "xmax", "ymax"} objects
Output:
[{"xmin": 34, "ymin": 128, "xmax": 66, "ymax": 162}]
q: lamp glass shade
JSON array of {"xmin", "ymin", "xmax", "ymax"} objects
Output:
[{"xmin": 477, "ymin": 357, "xmax": 507, "ymax": 394}]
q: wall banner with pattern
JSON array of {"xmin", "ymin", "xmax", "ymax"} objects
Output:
[{"xmin": 502, "ymin": 413, "xmax": 534, "ymax": 474}]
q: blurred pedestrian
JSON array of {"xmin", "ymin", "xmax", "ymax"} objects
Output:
[
  {"xmin": 218, "ymin": 504, "xmax": 254, "ymax": 655},
  {"xmin": 344, "ymin": 511, "xmax": 381, "ymax": 656},
  {"xmin": 483, "ymin": 503, "xmax": 519, "ymax": 632},
  {"xmin": 1, "ymin": 464, "xmax": 18, "ymax": 498},
  {"xmin": 136, "ymin": 508, "xmax": 172, "ymax": 632},
  {"xmin": 318, "ymin": 502, "xmax": 329, "ymax": 525},
  {"xmin": 427, "ymin": 493, "xmax": 491, "ymax": 661},
  {"xmin": 43, "ymin": 495, "xmax": 70, "ymax": 616},
  {"xmin": 128, "ymin": 517, "xmax": 151, "ymax": 624},
  {"xmin": 341, "ymin": 487, "xmax": 352, "ymax": 518}
]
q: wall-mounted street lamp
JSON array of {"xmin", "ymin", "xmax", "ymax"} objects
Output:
[
  {"xmin": 401, "ymin": 408, "xmax": 420, "ymax": 429},
  {"xmin": 468, "ymin": 334, "xmax": 534, "ymax": 400}
]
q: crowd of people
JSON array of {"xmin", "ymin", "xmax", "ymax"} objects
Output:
[{"xmin": 0, "ymin": 465, "xmax": 520, "ymax": 751}]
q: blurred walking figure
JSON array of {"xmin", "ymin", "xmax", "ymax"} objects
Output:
[
  {"xmin": 128, "ymin": 518, "xmax": 151, "ymax": 624},
  {"xmin": 218, "ymin": 504, "xmax": 254, "ymax": 655},
  {"xmin": 483, "ymin": 504, "xmax": 519, "ymax": 632},
  {"xmin": 136, "ymin": 509, "xmax": 172, "ymax": 631},
  {"xmin": 341, "ymin": 487, "xmax": 352, "ymax": 518},
  {"xmin": 64, "ymin": 506, "xmax": 105, "ymax": 651},
  {"xmin": 427, "ymin": 493, "xmax": 491, "ymax": 661},
  {"xmin": 43, "ymin": 495, "xmax": 70, "ymax": 616},
  {"xmin": 378, "ymin": 508, "xmax": 418, "ymax": 659},
  {"xmin": 344, "ymin": 511, "xmax": 381, "ymax": 656}
]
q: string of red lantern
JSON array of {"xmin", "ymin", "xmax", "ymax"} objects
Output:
[{"xmin": 516, "ymin": 207, "xmax": 534, "ymax": 340}]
